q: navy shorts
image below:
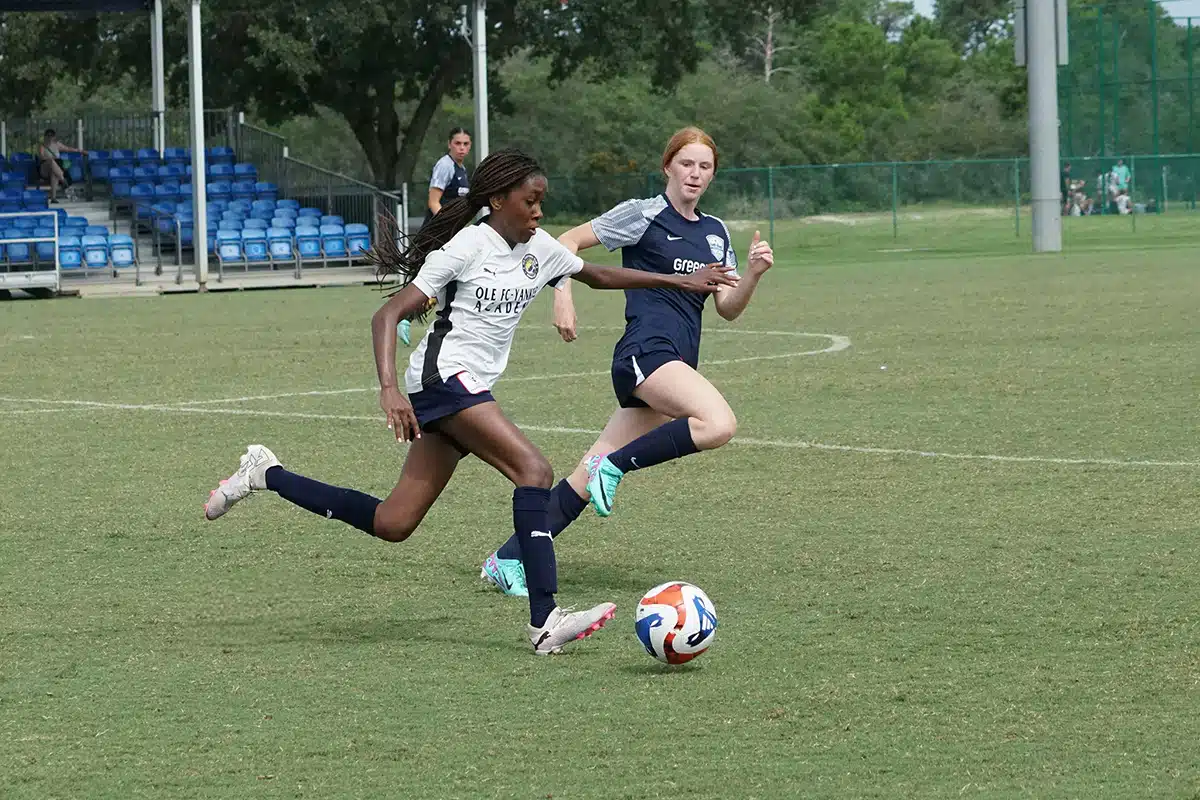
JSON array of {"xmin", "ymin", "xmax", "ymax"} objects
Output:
[
  {"xmin": 611, "ymin": 348, "xmax": 684, "ymax": 409},
  {"xmin": 409, "ymin": 371, "xmax": 495, "ymax": 431}
]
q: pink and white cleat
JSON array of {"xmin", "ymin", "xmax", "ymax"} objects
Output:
[
  {"xmin": 527, "ymin": 603, "xmax": 616, "ymax": 655},
  {"xmin": 203, "ymin": 444, "xmax": 281, "ymax": 521}
]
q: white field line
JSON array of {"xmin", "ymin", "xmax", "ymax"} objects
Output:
[
  {"xmin": 0, "ymin": 396, "xmax": 1196, "ymax": 469},
  {"xmin": 171, "ymin": 333, "xmax": 852, "ymax": 407}
]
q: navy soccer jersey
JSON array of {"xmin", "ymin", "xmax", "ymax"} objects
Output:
[{"xmin": 590, "ymin": 194, "xmax": 738, "ymax": 369}]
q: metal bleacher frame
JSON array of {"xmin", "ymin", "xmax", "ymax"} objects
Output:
[{"xmin": 0, "ymin": 210, "xmax": 59, "ymax": 294}]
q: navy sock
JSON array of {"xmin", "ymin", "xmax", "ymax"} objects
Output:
[
  {"xmin": 496, "ymin": 479, "xmax": 587, "ymax": 559},
  {"xmin": 265, "ymin": 466, "xmax": 381, "ymax": 536},
  {"xmin": 512, "ymin": 486, "xmax": 556, "ymax": 627},
  {"xmin": 606, "ymin": 417, "xmax": 699, "ymax": 473}
]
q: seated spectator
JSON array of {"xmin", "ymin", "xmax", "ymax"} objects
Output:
[{"xmin": 37, "ymin": 129, "xmax": 87, "ymax": 204}]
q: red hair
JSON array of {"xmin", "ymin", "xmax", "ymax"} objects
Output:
[{"xmin": 661, "ymin": 127, "xmax": 718, "ymax": 172}]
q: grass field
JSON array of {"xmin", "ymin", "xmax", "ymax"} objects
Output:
[{"xmin": 2, "ymin": 225, "xmax": 1199, "ymax": 798}]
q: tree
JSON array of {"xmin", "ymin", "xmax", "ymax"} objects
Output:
[
  {"xmin": 0, "ymin": 12, "xmax": 112, "ymax": 116},
  {"xmin": 45, "ymin": 0, "xmax": 820, "ymax": 187}
]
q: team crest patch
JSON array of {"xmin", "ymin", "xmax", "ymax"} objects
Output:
[
  {"xmin": 706, "ymin": 234, "xmax": 726, "ymax": 262},
  {"xmin": 520, "ymin": 253, "xmax": 539, "ymax": 279}
]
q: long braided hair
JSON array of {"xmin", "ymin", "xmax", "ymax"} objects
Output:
[{"xmin": 369, "ymin": 149, "xmax": 544, "ymax": 309}]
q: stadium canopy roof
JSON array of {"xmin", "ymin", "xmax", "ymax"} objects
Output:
[{"xmin": 0, "ymin": 1, "xmax": 148, "ymax": 10}]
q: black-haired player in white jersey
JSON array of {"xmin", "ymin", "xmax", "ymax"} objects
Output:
[
  {"xmin": 202, "ymin": 149, "xmax": 737, "ymax": 654},
  {"xmin": 482, "ymin": 127, "xmax": 773, "ymax": 598}
]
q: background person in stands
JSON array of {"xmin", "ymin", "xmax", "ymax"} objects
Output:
[
  {"xmin": 37, "ymin": 129, "xmax": 86, "ymax": 204},
  {"xmin": 399, "ymin": 127, "xmax": 473, "ymax": 347}
]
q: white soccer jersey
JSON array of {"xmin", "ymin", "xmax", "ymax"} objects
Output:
[{"xmin": 405, "ymin": 224, "xmax": 584, "ymax": 394}]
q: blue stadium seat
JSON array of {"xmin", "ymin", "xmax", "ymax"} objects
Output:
[
  {"xmin": 233, "ymin": 163, "xmax": 258, "ymax": 182},
  {"xmin": 13, "ymin": 216, "xmax": 36, "ymax": 231},
  {"xmin": 163, "ymin": 147, "xmax": 189, "ymax": 166},
  {"xmin": 216, "ymin": 229, "xmax": 242, "ymax": 263},
  {"xmin": 277, "ymin": 198, "xmax": 300, "ymax": 211},
  {"xmin": 87, "ymin": 151, "xmax": 112, "ymax": 182},
  {"xmin": 273, "ymin": 206, "xmax": 297, "ymax": 219},
  {"xmin": 267, "ymin": 228, "xmax": 294, "ymax": 261},
  {"xmin": 207, "ymin": 181, "xmax": 232, "ymax": 201},
  {"xmin": 131, "ymin": 184, "xmax": 156, "ymax": 221},
  {"xmin": 33, "ymin": 227, "xmax": 56, "ymax": 261},
  {"xmin": 297, "ymin": 207, "xmax": 322, "ymax": 218},
  {"xmin": 23, "ymin": 190, "xmax": 48, "ymax": 210},
  {"xmin": 208, "ymin": 199, "xmax": 229, "ymax": 214},
  {"xmin": 232, "ymin": 181, "xmax": 256, "ymax": 201},
  {"xmin": 345, "ymin": 223, "xmax": 370, "ymax": 257},
  {"xmin": 62, "ymin": 224, "xmax": 86, "ymax": 240},
  {"xmin": 66, "ymin": 215, "xmax": 89, "ymax": 228},
  {"xmin": 229, "ymin": 199, "xmax": 253, "ymax": 213},
  {"xmin": 320, "ymin": 215, "xmax": 344, "ymax": 227},
  {"xmin": 270, "ymin": 216, "xmax": 295, "ymax": 229},
  {"xmin": 155, "ymin": 183, "xmax": 181, "ymax": 202},
  {"xmin": 136, "ymin": 148, "xmax": 161, "ymax": 167},
  {"xmin": 109, "ymin": 234, "xmax": 135, "ymax": 268},
  {"xmin": 134, "ymin": 166, "xmax": 158, "ymax": 183},
  {"xmin": 1, "ymin": 171, "xmax": 24, "ymax": 191},
  {"xmin": 6, "ymin": 234, "xmax": 31, "ymax": 264},
  {"xmin": 158, "ymin": 164, "xmax": 187, "ymax": 181},
  {"xmin": 68, "ymin": 161, "xmax": 85, "ymax": 183},
  {"xmin": 320, "ymin": 224, "xmax": 346, "ymax": 259},
  {"xmin": 217, "ymin": 219, "xmax": 243, "ymax": 232},
  {"xmin": 111, "ymin": 149, "xmax": 135, "ymax": 169},
  {"xmin": 176, "ymin": 215, "xmax": 195, "ymax": 246},
  {"xmin": 81, "ymin": 235, "xmax": 109, "ymax": 268},
  {"xmin": 178, "ymin": 182, "xmax": 193, "ymax": 199},
  {"xmin": 85, "ymin": 225, "xmax": 110, "ymax": 237},
  {"xmin": 59, "ymin": 235, "xmax": 83, "ymax": 269},
  {"xmin": 207, "ymin": 146, "xmax": 235, "ymax": 166},
  {"xmin": 221, "ymin": 209, "xmax": 246, "ymax": 221},
  {"xmin": 109, "ymin": 167, "xmax": 134, "ymax": 199},
  {"xmin": 251, "ymin": 199, "xmax": 275, "ymax": 213},
  {"xmin": 242, "ymin": 228, "xmax": 268, "ymax": 262},
  {"xmin": 255, "ymin": 182, "xmax": 278, "ymax": 202},
  {"xmin": 0, "ymin": 188, "xmax": 22, "ymax": 210},
  {"xmin": 209, "ymin": 163, "xmax": 234, "ymax": 180},
  {"xmin": 295, "ymin": 226, "xmax": 321, "ymax": 260},
  {"xmin": 243, "ymin": 218, "xmax": 268, "ymax": 230}
]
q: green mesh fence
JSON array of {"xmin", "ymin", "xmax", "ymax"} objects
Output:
[{"xmin": 544, "ymin": 154, "xmax": 1200, "ymax": 256}]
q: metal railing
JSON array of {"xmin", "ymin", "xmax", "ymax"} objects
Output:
[
  {"xmin": 235, "ymin": 120, "xmax": 286, "ymax": 185},
  {"xmin": 1, "ymin": 111, "xmax": 234, "ymax": 158},
  {"xmin": 280, "ymin": 156, "xmax": 401, "ymax": 241}
]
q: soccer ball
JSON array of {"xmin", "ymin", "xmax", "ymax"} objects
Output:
[{"xmin": 634, "ymin": 581, "xmax": 717, "ymax": 664}]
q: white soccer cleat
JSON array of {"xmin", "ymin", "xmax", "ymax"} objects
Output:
[
  {"xmin": 203, "ymin": 444, "xmax": 281, "ymax": 521},
  {"xmin": 527, "ymin": 603, "xmax": 617, "ymax": 655}
]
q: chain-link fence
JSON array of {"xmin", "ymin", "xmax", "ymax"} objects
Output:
[{"xmin": 542, "ymin": 154, "xmax": 1200, "ymax": 254}]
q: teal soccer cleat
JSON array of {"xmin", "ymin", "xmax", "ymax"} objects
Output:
[
  {"xmin": 480, "ymin": 552, "xmax": 529, "ymax": 597},
  {"xmin": 585, "ymin": 455, "xmax": 624, "ymax": 517}
]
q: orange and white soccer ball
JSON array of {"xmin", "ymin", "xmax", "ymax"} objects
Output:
[{"xmin": 634, "ymin": 581, "xmax": 718, "ymax": 664}]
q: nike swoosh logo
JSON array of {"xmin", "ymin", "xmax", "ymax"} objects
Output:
[
  {"xmin": 630, "ymin": 457, "xmax": 639, "ymax": 469},
  {"xmin": 482, "ymin": 268, "xmax": 496, "ymax": 275},
  {"xmin": 666, "ymin": 235, "xmax": 683, "ymax": 241}
]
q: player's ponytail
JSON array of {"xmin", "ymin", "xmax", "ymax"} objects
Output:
[{"xmin": 368, "ymin": 149, "xmax": 545, "ymax": 303}]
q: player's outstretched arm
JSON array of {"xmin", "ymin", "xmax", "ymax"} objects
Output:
[
  {"xmin": 572, "ymin": 263, "xmax": 738, "ymax": 293},
  {"xmin": 714, "ymin": 230, "xmax": 774, "ymax": 321},
  {"xmin": 551, "ymin": 222, "xmax": 602, "ymax": 343},
  {"xmin": 370, "ymin": 283, "xmax": 434, "ymax": 442}
]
